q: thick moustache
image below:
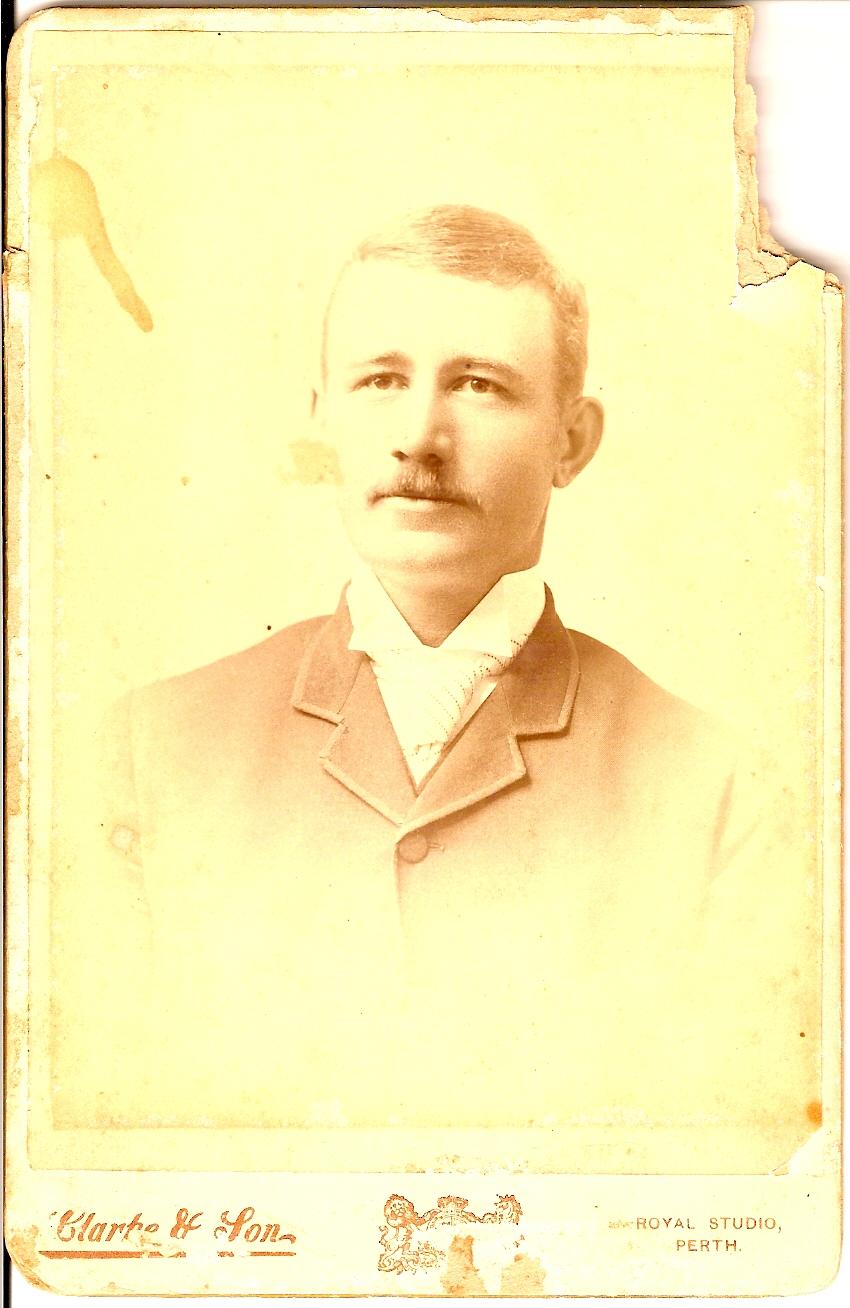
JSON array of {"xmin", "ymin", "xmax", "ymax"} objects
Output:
[
  {"xmin": 371, "ymin": 482, "xmax": 473, "ymax": 507},
  {"xmin": 381, "ymin": 488, "xmax": 462, "ymax": 503}
]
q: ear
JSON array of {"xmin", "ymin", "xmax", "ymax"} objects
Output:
[{"xmin": 553, "ymin": 396, "xmax": 604, "ymax": 489}]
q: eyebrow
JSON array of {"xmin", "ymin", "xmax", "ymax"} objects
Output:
[
  {"xmin": 452, "ymin": 356, "xmax": 526, "ymax": 388},
  {"xmin": 344, "ymin": 351, "xmax": 412, "ymax": 372},
  {"xmin": 343, "ymin": 352, "xmax": 527, "ymax": 389}
]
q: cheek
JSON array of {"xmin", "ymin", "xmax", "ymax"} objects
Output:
[{"xmin": 479, "ymin": 446, "xmax": 553, "ymax": 512}]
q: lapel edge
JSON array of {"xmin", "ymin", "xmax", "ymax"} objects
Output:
[
  {"xmin": 402, "ymin": 692, "xmax": 528, "ymax": 836},
  {"xmin": 502, "ymin": 592, "xmax": 582, "ymax": 738},
  {"xmin": 291, "ymin": 596, "xmax": 361, "ymax": 725},
  {"xmin": 320, "ymin": 723, "xmax": 408, "ymax": 826}
]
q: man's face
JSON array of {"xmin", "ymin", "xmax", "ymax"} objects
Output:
[{"xmin": 317, "ymin": 259, "xmax": 569, "ymax": 596}]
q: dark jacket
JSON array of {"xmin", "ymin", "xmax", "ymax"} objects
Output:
[{"xmin": 64, "ymin": 590, "xmax": 818, "ymax": 1169}]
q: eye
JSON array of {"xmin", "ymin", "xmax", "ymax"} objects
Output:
[
  {"xmin": 454, "ymin": 375, "xmax": 503, "ymax": 396},
  {"xmin": 355, "ymin": 372, "xmax": 406, "ymax": 392}
]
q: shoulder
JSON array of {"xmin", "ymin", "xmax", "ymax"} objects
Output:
[
  {"xmin": 129, "ymin": 614, "xmax": 330, "ymax": 738},
  {"xmin": 563, "ymin": 630, "xmax": 751, "ymax": 842},
  {"xmin": 567, "ymin": 628, "xmax": 729, "ymax": 758}
]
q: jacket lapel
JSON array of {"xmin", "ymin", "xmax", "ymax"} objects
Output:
[
  {"xmin": 500, "ymin": 587, "xmax": 581, "ymax": 736},
  {"xmin": 291, "ymin": 593, "xmax": 418, "ymax": 822},
  {"xmin": 404, "ymin": 683, "xmax": 527, "ymax": 833},
  {"xmin": 291, "ymin": 587, "xmax": 580, "ymax": 832},
  {"xmin": 320, "ymin": 664, "xmax": 419, "ymax": 823},
  {"xmin": 404, "ymin": 590, "xmax": 581, "ymax": 833}
]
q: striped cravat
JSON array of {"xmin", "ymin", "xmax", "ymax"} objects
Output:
[
  {"xmin": 368, "ymin": 645, "xmax": 518, "ymax": 784},
  {"xmin": 347, "ymin": 565, "xmax": 546, "ymax": 787}
]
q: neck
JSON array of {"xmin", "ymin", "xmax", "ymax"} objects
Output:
[{"xmin": 373, "ymin": 570, "xmax": 501, "ymax": 646}]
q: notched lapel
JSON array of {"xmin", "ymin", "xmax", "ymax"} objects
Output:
[
  {"xmin": 292, "ymin": 595, "xmax": 417, "ymax": 823},
  {"xmin": 405, "ymin": 683, "xmax": 527, "ymax": 833},
  {"xmin": 500, "ymin": 588, "xmax": 581, "ymax": 736},
  {"xmin": 320, "ymin": 661, "xmax": 418, "ymax": 824},
  {"xmin": 405, "ymin": 591, "xmax": 581, "ymax": 833},
  {"xmin": 292, "ymin": 586, "xmax": 581, "ymax": 834},
  {"xmin": 290, "ymin": 594, "xmax": 361, "ymax": 725}
]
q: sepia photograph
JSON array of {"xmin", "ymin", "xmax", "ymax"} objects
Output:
[
  {"xmin": 4, "ymin": 2, "xmax": 841, "ymax": 1296},
  {"xmin": 82, "ymin": 198, "xmax": 817, "ymax": 1146}
]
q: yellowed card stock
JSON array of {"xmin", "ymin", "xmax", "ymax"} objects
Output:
[{"xmin": 4, "ymin": 5, "xmax": 841, "ymax": 1295}]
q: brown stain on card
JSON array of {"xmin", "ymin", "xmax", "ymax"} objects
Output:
[
  {"xmin": 281, "ymin": 439, "xmax": 342, "ymax": 487},
  {"xmin": 806, "ymin": 1100, "xmax": 823, "ymax": 1127},
  {"xmin": 433, "ymin": 6, "xmax": 718, "ymax": 27},
  {"xmin": 5, "ymin": 714, "xmax": 24, "ymax": 818},
  {"xmin": 7, "ymin": 1226, "xmax": 53, "ymax": 1292},
  {"xmin": 440, "ymin": 1235, "xmax": 486, "ymax": 1296},
  {"xmin": 500, "ymin": 1251, "xmax": 546, "ymax": 1295},
  {"xmin": 31, "ymin": 155, "xmax": 153, "ymax": 331}
]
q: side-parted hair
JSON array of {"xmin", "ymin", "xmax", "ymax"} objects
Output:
[{"xmin": 326, "ymin": 204, "xmax": 590, "ymax": 400}]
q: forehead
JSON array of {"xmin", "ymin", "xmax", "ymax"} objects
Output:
[{"xmin": 324, "ymin": 259, "xmax": 558, "ymax": 380}]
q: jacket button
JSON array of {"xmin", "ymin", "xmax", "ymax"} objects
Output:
[{"xmin": 397, "ymin": 832, "xmax": 429, "ymax": 864}]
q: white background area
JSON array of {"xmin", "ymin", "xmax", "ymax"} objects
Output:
[{"xmin": 5, "ymin": 1, "xmax": 850, "ymax": 1305}]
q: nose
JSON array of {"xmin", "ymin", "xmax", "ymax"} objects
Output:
[{"xmin": 392, "ymin": 384, "xmax": 454, "ymax": 465}]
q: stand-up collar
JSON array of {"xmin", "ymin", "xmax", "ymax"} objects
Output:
[{"xmin": 346, "ymin": 561, "xmax": 546, "ymax": 662}]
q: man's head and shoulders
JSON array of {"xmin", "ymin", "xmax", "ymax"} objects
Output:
[
  {"xmin": 133, "ymin": 204, "xmax": 717, "ymax": 766},
  {"xmin": 97, "ymin": 208, "xmax": 816, "ymax": 1138}
]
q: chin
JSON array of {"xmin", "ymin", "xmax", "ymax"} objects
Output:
[
  {"xmin": 370, "ymin": 544, "xmax": 479, "ymax": 581},
  {"xmin": 381, "ymin": 553, "xmax": 464, "ymax": 578},
  {"xmin": 355, "ymin": 524, "xmax": 464, "ymax": 563}
]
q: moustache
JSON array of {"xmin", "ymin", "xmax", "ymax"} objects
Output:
[{"xmin": 370, "ymin": 468, "xmax": 479, "ymax": 508}]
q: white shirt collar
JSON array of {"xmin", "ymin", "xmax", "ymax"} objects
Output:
[{"xmin": 347, "ymin": 560, "xmax": 546, "ymax": 662}]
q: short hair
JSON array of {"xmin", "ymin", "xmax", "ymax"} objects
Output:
[{"xmin": 325, "ymin": 204, "xmax": 589, "ymax": 400}]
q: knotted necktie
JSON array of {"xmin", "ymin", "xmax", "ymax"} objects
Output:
[
  {"xmin": 346, "ymin": 562, "xmax": 546, "ymax": 787},
  {"xmin": 368, "ymin": 642, "xmax": 523, "ymax": 786}
]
